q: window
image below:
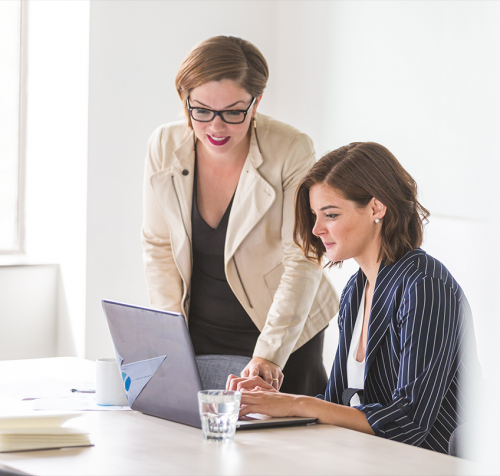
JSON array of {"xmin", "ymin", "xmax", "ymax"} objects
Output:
[{"xmin": 0, "ymin": 0, "xmax": 23, "ymax": 253}]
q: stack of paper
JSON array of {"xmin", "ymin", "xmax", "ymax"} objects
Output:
[{"xmin": 0, "ymin": 413, "xmax": 92, "ymax": 453}]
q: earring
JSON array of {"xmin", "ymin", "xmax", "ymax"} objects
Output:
[{"xmin": 375, "ymin": 218, "xmax": 380, "ymax": 224}]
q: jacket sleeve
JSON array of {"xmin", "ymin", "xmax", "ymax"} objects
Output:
[
  {"xmin": 252, "ymin": 135, "xmax": 333, "ymax": 368},
  {"xmin": 141, "ymin": 127, "xmax": 184, "ymax": 313},
  {"xmin": 356, "ymin": 277, "xmax": 460, "ymax": 446}
]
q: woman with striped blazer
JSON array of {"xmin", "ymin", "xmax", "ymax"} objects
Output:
[{"xmin": 228, "ymin": 142, "xmax": 480, "ymax": 454}]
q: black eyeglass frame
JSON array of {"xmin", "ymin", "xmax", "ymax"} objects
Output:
[{"xmin": 186, "ymin": 96, "xmax": 256, "ymax": 124}]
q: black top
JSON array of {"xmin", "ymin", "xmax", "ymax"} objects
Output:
[{"xmin": 188, "ymin": 162, "xmax": 260, "ymax": 357}]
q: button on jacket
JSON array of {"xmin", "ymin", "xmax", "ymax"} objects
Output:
[
  {"xmin": 142, "ymin": 113, "xmax": 339, "ymax": 369},
  {"xmin": 321, "ymin": 249, "xmax": 479, "ymax": 453}
]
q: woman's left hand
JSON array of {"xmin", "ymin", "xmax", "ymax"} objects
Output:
[
  {"xmin": 239, "ymin": 389, "xmax": 298, "ymax": 418},
  {"xmin": 240, "ymin": 357, "xmax": 284, "ymax": 390},
  {"xmin": 226, "ymin": 375, "xmax": 277, "ymax": 392}
]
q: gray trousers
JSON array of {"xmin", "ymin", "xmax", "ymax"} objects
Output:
[{"xmin": 196, "ymin": 355, "xmax": 252, "ymax": 390}]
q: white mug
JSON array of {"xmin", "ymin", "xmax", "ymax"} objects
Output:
[{"xmin": 95, "ymin": 358, "xmax": 129, "ymax": 406}]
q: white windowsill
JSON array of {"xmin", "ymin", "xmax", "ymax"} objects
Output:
[{"xmin": 0, "ymin": 254, "xmax": 57, "ymax": 267}]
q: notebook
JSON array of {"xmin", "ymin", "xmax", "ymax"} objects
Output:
[
  {"xmin": 0, "ymin": 413, "xmax": 92, "ymax": 453},
  {"xmin": 101, "ymin": 300, "xmax": 317, "ymax": 430}
]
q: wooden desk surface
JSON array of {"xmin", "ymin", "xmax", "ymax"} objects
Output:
[{"xmin": 0, "ymin": 357, "xmax": 480, "ymax": 476}]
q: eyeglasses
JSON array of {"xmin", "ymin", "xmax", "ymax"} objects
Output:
[{"xmin": 186, "ymin": 96, "xmax": 256, "ymax": 124}]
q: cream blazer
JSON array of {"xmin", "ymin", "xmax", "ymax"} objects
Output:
[{"xmin": 142, "ymin": 113, "xmax": 339, "ymax": 368}]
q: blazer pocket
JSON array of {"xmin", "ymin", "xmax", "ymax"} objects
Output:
[{"xmin": 264, "ymin": 262, "xmax": 284, "ymax": 299}]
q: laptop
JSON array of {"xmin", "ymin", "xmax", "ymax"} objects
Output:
[{"xmin": 101, "ymin": 300, "xmax": 317, "ymax": 430}]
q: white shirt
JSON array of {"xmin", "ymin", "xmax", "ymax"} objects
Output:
[{"xmin": 346, "ymin": 285, "xmax": 366, "ymax": 407}]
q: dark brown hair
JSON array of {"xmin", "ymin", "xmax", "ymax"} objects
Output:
[
  {"xmin": 294, "ymin": 142, "xmax": 429, "ymax": 267},
  {"xmin": 175, "ymin": 36, "xmax": 269, "ymax": 128}
]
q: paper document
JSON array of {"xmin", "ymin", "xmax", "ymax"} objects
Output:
[
  {"xmin": 119, "ymin": 355, "xmax": 167, "ymax": 406},
  {"xmin": 0, "ymin": 379, "xmax": 85, "ymax": 400},
  {"xmin": 32, "ymin": 395, "xmax": 131, "ymax": 412}
]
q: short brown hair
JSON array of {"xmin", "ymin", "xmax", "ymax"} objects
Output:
[
  {"xmin": 175, "ymin": 36, "xmax": 269, "ymax": 128},
  {"xmin": 294, "ymin": 142, "xmax": 430, "ymax": 267}
]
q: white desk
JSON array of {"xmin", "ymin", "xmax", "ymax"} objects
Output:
[{"xmin": 0, "ymin": 358, "xmax": 480, "ymax": 476}]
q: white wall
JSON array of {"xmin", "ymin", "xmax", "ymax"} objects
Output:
[
  {"xmin": 23, "ymin": 0, "xmax": 90, "ymax": 357},
  {"xmin": 0, "ymin": 265, "xmax": 58, "ymax": 360},
  {"xmin": 263, "ymin": 2, "xmax": 333, "ymax": 153}
]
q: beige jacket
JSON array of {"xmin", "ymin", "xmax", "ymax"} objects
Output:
[{"xmin": 142, "ymin": 113, "xmax": 339, "ymax": 369}]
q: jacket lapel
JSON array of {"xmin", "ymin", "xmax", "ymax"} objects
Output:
[
  {"xmin": 325, "ymin": 270, "xmax": 365, "ymax": 403},
  {"xmin": 343, "ymin": 270, "xmax": 366, "ymax": 361},
  {"xmin": 171, "ymin": 134, "xmax": 195, "ymax": 241},
  {"xmin": 364, "ymin": 262, "xmax": 393, "ymax": 377},
  {"xmin": 150, "ymin": 132, "xmax": 195, "ymax": 287},
  {"xmin": 224, "ymin": 127, "xmax": 276, "ymax": 265}
]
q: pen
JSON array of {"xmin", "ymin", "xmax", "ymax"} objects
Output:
[{"xmin": 71, "ymin": 389, "xmax": 96, "ymax": 393}]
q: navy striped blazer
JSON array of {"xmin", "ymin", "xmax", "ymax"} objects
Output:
[{"xmin": 321, "ymin": 249, "xmax": 479, "ymax": 453}]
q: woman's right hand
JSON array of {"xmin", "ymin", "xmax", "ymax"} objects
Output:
[
  {"xmin": 239, "ymin": 389, "xmax": 300, "ymax": 418},
  {"xmin": 226, "ymin": 375, "xmax": 278, "ymax": 393},
  {"xmin": 240, "ymin": 357, "xmax": 284, "ymax": 390}
]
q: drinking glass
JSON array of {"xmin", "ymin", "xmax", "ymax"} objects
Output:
[{"xmin": 198, "ymin": 390, "xmax": 241, "ymax": 441}]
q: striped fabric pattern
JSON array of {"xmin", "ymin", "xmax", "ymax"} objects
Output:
[{"xmin": 320, "ymin": 249, "xmax": 480, "ymax": 453}]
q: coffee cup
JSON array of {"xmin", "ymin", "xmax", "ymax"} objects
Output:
[{"xmin": 95, "ymin": 358, "xmax": 129, "ymax": 406}]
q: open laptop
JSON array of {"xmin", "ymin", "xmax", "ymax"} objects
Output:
[{"xmin": 101, "ymin": 300, "xmax": 317, "ymax": 430}]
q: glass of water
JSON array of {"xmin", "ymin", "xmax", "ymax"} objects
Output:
[{"xmin": 198, "ymin": 390, "xmax": 241, "ymax": 441}]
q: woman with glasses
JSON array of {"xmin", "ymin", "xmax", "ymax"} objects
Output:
[
  {"xmin": 228, "ymin": 142, "xmax": 480, "ymax": 454},
  {"xmin": 142, "ymin": 36, "xmax": 338, "ymax": 395}
]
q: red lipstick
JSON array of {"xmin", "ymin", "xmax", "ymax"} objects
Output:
[{"xmin": 207, "ymin": 135, "xmax": 230, "ymax": 146}]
